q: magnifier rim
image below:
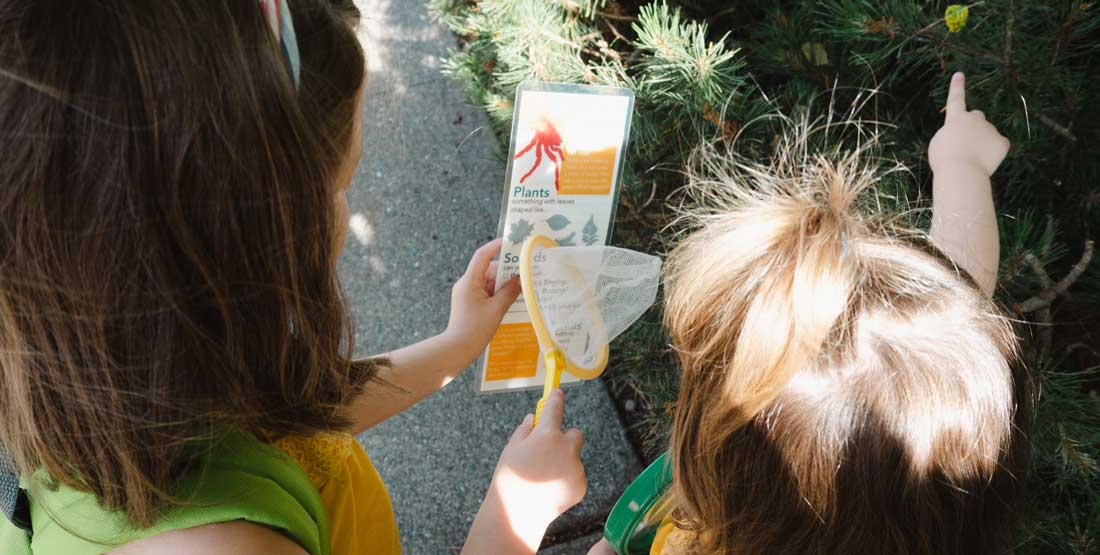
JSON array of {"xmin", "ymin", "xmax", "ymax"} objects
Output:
[{"xmin": 519, "ymin": 235, "xmax": 609, "ymax": 379}]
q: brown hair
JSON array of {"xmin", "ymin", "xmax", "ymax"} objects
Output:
[
  {"xmin": 0, "ymin": 0, "xmax": 379, "ymax": 526},
  {"xmin": 663, "ymin": 123, "xmax": 1028, "ymax": 553}
]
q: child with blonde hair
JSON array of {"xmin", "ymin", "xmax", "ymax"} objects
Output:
[
  {"xmin": 0, "ymin": 1, "xmax": 584, "ymax": 554},
  {"xmin": 589, "ymin": 72, "xmax": 1025, "ymax": 555}
]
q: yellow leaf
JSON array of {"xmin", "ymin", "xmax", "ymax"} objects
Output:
[
  {"xmin": 800, "ymin": 42, "xmax": 829, "ymax": 66},
  {"xmin": 945, "ymin": 4, "xmax": 969, "ymax": 33}
]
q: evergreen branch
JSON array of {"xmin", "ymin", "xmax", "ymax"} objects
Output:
[
  {"xmin": 1034, "ymin": 111, "xmax": 1078, "ymax": 142},
  {"xmin": 539, "ymin": 28, "xmax": 603, "ymax": 58},
  {"xmin": 1025, "ymin": 253, "xmax": 1054, "ymax": 290},
  {"xmin": 596, "ymin": 10, "xmax": 636, "ymax": 22},
  {"xmin": 602, "ymin": 16, "xmax": 630, "ymax": 45},
  {"xmin": 1016, "ymin": 239, "xmax": 1094, "ymax": 313},
  {"xmin": 1024, "ymin": 252, "xmax": 1054, "ymax": 358}
]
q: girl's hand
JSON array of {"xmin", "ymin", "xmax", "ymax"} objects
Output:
[
  {"xmin": 463, "ymin": 389, "xmax": 587, "ymax": 554},
  {"xmin": 492, "ymin": 389, "xmax": 587, "ymax": 522},
  {"xmin": 928, "ymin": 72, "xmax": 1011, "ymax": 177},
  {"xmin": 445, "ymin": 238, "xmax": 522, "ymax": 361}
]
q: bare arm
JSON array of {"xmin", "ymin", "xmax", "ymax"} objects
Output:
[
  {"xmin": 928, "ymin": 72, "xmax": 1011, "ymax": 298},
  {"xmin": 463, "ymin": 390, "xmax": 587, "ymax": 555},
  {"xmin": 348, "ymin": 239, "xmax": 521, "ymax": 434},
  {"xmin": 349, "ymin": 332, "xmax": 480, "ymax": 433}
]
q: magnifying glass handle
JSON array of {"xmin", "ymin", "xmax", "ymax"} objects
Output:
[{"xmin": 533, "ymin": 349, "xmax": 565, "ymax": 427}]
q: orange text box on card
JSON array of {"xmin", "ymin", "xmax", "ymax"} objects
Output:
[
  {"xmin": 558, "ymin": 146, "xmax": 617, "ymax": 195},
  {"xmin": 486, "ymin": 323, "xmax": 540, "ymax": 381}
]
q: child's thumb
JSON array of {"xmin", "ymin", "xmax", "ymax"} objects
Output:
[{"xmin": 493, "ymin": 276, "xmax": 522, "ymax": 310}]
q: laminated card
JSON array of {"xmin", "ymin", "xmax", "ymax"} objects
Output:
[{"xmin": 478, "ymin": 81, "xmax": 634, "ymax": 393}]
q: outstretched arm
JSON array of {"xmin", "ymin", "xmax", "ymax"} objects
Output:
[
  {"xmin": 349, "ymin": 239, "xmax": 521, "ymax": 434},
  {"xmin": 928, "ymin": 72, "xmax": 1011, "ymax": 298},
  {"xmin": 463, "ymin": 390, "xmax": 587, "ymax": 555}
]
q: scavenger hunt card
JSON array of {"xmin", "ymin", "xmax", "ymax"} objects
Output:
[{"xmin": 477, "ymin": 81, "xmax": 634, "ymax": 393}]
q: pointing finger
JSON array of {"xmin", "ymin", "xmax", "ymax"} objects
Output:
[
  {"xmin": 946, "ymin": 71, "xmax": 966, "ymax": 120},
  {"xmin": 535, "ymin": 388, "xmax": 565, "ymax": 433}
]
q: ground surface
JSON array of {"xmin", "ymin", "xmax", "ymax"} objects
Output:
[{"xmin": 342, "ymin": 2, "xmax": 639, "ymax": 553}]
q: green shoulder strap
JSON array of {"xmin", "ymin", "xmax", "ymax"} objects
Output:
[{"xmin": 7, "ymin": 430, "xmax": 330, "ymax": 555}]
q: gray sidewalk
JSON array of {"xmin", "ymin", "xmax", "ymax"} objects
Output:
[{"xmin": 342, "ymin": 2, "xmax": 639, "ymax": 553}]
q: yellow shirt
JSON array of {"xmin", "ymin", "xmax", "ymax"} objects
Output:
[
  {"xmin": 650, "ymin": 517, "xmax": 693, "ymax": 555},
  {"xmin": 276, "ymin": 433, "xmax": 401, "ymax": 555}
]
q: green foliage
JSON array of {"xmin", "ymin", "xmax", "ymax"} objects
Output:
[
  {"xmin": 431, "ymin": 0, "xmax": 1100, "ymax": 550},
  {"xmin": 1021, "ymin": 361, "xmax": 1100, "ymax": 554}
]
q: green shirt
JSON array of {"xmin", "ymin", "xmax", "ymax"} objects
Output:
[{"xmin": 0, "ymin": 430, "xmax": 329, "ymax": 555}]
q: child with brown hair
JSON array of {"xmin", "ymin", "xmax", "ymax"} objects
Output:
[
  {"xmin": 589, "ymin": 72, "xmax": 1025, "ymax": 555},
  {"xmin": 0, "ymin": 1, "xmax": 584, "ymax": 554}
]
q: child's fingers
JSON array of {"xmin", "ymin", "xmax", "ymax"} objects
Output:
[
  {"xmin": 483, "ymin": 261, "xmax": 499, "ymax": 295},
  {"xmin": 564, "ymin": 427, "xmax": 584, "ymax": 457},
  {"xmin": 491, "ymin": 276, "xmax": 522, "ymax": 311},
  {"xmin": 509, "ymin": 413, "xmax": 534, "ymax": 444},
  {"xmin": 465, "ymin": 239, "xmax": 503, "ymax": 284},
  {"xmin": 534, "ymin": 388, "xmax": 565, "ymax": 433},
  {"xmin": 946, "ymin": 71, "xmax": 966, "ymax": 120}
]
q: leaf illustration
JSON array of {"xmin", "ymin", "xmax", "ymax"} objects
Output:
[
  {"xmin": 582, "ymin": 215, "xmax": 599, "ymax": 246},
  {"xmin": 546, "ymin": 214, "xmax": 571, "ymax": 231},
  {"xmin": 507, "ymin": 218, "xmax": 534, "ymax": 244},
  {"xmin": 556, "ymin": 232, "xmax": 577, "ymax": 247}
]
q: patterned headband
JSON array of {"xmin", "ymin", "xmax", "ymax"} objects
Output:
[{"xmin": 258, "ymin": 0, "xmax": 301, "ymax": 88}]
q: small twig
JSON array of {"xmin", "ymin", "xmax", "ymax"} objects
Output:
[
  {"xmin": 640, "ymin": 180, "xmax": 658, "ymax": 210},
  {"xmin": 602, "ymin": 15, "xmax": 629, "ymax": 44},
  {"xmin": 1024, "ymin": 253, "xmax": 1054, "ymax": 290},
  {"xmin": 1034, "ymin": 110, "xmax": 1078, "ymax": 142},
  {"xmin": 1016, "ymin": 239, "xmax": 1094, "ymax": 313},
  {"xmin": 539, "ymin": 29, "xmax": 603, "ymax": 58},
  {"xmin": 1004, "ymin": 0, "xmax": 1015, "ymax": 69},
  {"xmin": 1024, "ymin": 252, "xmax": 1054, "ymax": 359},
  {"xmin": 597, "ymin": 10, "xmax": 636, "ymax": 22},
  {"xmin": 706, "ymin": 6, "xmax": 739, "ymax": 25},
  {"xmin": 1065, "ymin": 342, "xmax": 1100, "ymax": 361}
]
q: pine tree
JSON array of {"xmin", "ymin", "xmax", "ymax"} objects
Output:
[{"xmin": 430, "ymin": 1, "xmax": 1100, "ymax": 550}]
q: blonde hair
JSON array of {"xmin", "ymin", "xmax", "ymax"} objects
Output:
[{"xmin": 663, "ymin": 119, "xmax": 1025, "ymax": 553}]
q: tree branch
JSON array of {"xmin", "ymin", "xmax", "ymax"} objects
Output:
[
  {"xmin": 1034, "ymin": 110, "xmax": 1078, "ymax": 142},
  {"xmin": 597, "ymin": 10, "xmax": 636, "ymax": 22},
  {"xmin": 1023, "ymin": 252, "xmax": 1053, "ymax": 358},
  {"xmin": 1016, "ymin": 239, "xmax": 1094, "ymax": 313}
]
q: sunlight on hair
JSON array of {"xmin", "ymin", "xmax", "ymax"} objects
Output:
[
  {"xmin": 784, "ymin": 371, "xmax": 835, "ymax": 398},
  {"xmin": 662, "ymin": 103, "xmax": 1020, "ymax": 553}
]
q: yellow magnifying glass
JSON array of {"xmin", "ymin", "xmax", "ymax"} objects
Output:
[{"xmin": 519, "ymin": 235, "xmax": 610, "ymax": 425}]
